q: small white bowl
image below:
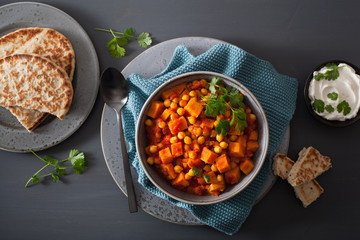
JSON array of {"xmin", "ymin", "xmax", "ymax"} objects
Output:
[{"xmin": 135, "ymin": 71, "xmax": 269, "ymax": 205}]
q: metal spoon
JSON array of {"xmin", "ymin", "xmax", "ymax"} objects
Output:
[{"xmin": 100, "ymin": 67, "xmax": 138, "ymax": 213}]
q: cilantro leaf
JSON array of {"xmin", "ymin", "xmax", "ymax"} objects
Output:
[
  {"xmin": 312, "ymin": 98, "xmax": 325, "ymax": 113},
  {"xmin": 216, "ymin": 119, "xmax": 231, "ymax": 136},
  {"xmin": 106, "ymin": 38, "xmax": 126, "ymax": 58},
  {"xmin": 327, "ymin": 92, "xmax": 338, "ymax": 101},
  {"xmin": 123, "ymin": 27, "xmax": 135, "ymax": 40},
  {"xmin": 337, "ymin": 100, "xmax": 351, "ymax": 116},
  {"xmin": 52, "ymin": 174, "xmax": 59, "ymax": 183},
  {"xmin": 229, "ymin": 93, "xmax": 245, "ymax": 109},
  {"xmin": 209, "ymin": 77, "xmax": 222, "ymax": 94},
  {"xmin": 231, "ymin": 109, "xmax": 248, "ymax": 132},
  {"xmin": 325, "ymin": 104, "xmax": 335, "ymax": 113},
  {"xmin": 314, "ymin": 63, "xmax": 343, "ymax": 81},
  {"xmin": 137, "ymin": 32, "xmax": 152, "ymax": 48},
  {"xmin": 25, "ymin": 149, "xmax": 87, "ymax": 188},
  {"xmin": 203, "ymin": 174, "xmax": 211, "ymax": 183},
  {"xmin": 204, "ymin": 99, "xmax": 226, "ymax": 117},
  {"xmin": 96, "ymin": 27, "xmax": 153, "ymax": 58},
  {"xmin": 191, "ymin": 167, "xmax": 201, "ymax": 177}
]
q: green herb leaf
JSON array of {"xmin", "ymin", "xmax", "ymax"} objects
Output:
[
  {"xmin": 137, "ymin": 32, "xmax": 152, "ymax": 48},
  {"xmin": 325, "ymin": 104, "xmax": 335, "ymax": 113},
  {"xmin": 96, "ymin": 27, "xmax": 152, "ymax": 58},
  {"xmin": 231, "ymin": 109, "xmax": 248, "ymax": 132},
  {"xmin": 191, "ymin": 167, "xmax": 201, "ymax": 177},
  {"xmin": 123, "ymin": 27, "xmax": 135, "ymax": 40},
  {"xmin": 312, "ymin": 98, "xmax": 325, "ymax": 113},
  {"xmin": 229, "ymin": 93, "xmax": 245, "ymax": 109},
  {"xmin": 209, "ymin": 77, "xmax": 222, "ymax": 94},
  {"xmin": 337, "ymin": 100, "xmax": 351, "ymax": 116},
  {"xmin": 327, "ymin": 92, "xmax": 338, "ymax": 101},
  {"xmin": 216, "ymin": 119, "xmax": 231, "ymax": 136},
  {"xmin": 203, "ymin": 174, "xmax": 211, "ymax": 183},
  {"xmin": 204, "ymin": 98, "xmax": 227, "ymax": 117},
  {"xmin": 25, "ymin": 149, "xmax": 86, "ymax": 188},
  {"xmin": 314, "ymin": 63, "xmax": 343, "ymax": 81},
  {"xmin": 106, "ymin": 38, "xmax": 126, "ymax": 58},
  {"xmin": 52, "ymin": 174, "xmax": 59, "ymax": 183}
]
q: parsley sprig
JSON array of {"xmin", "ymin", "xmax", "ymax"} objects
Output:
[
  {"xmin": 314, "ymin": 63, "xmax": 344, "ymax": 81},
  {"xmin": 202, "ymin": 77, "xmax": 247, "ymax": 136},
  {"xmin": 95, "ymin": 27, "xmax": 152, "ymax": 58},
  {"xmin": 25, "ymin": 149, "xmax": 87, "ymax": 188}
]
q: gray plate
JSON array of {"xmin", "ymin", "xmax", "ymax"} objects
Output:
[
  {"xmin": 0, "ymin": 2, "xmax": 99, "ymax": 152},
  {"xmin": 101, "ymin": 37, "xmax": 289, "ymax": 225}
]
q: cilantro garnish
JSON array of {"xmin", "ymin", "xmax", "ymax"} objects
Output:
[
  {"xmin": 25, "ymin": 149, "xmax": 87, "ymax": 188},
  {"xmin": 312, "ymin": 98, "xmax": 325, "ymax": 113},
  {"xmin": 325, "ymin": 104, "xmax": 335, "ymax": 113},
  {"xmin": 337, "ymin": 100, "xmax": 351, "ymax": 116},
  {"xmin": 191, "ymin": 167, "xmax": 201, "ymax": 177},
  {"xmin": 327, "ymin": 92, "xmax": 338, "ymax": 101},
  {"xmin": 203, "ymin": 174, "xmax": 211, "ymax": 183},
  {"xmin": 203, "ymin": 77, "xmax": 248, "ymax": 136},
  {"xmin": 314, "ymin": 63, "xmax": 344, "ymax": 81},
  {"xmin": 95, "ymin": 27, "xmax": 152, "ymax": 58}
]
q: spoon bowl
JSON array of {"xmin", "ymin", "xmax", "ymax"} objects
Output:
[{"xmin": 100, "ymin": 67, "xmax": 137, "ymax": 213}]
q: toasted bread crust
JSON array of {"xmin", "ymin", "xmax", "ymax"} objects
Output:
[
  {"xmin": 0, "ymin": 54, "xmax": 73, "ymax": 120},
  {"xmin": 287, "ymin": 147, "xmax": 331, "ymax": 186},
  {"xmin": 272, "ymin": 153, "xmax": 295, "ymax": 179}
]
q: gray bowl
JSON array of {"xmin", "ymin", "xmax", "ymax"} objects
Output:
[{"xmin": 135, "ymin": 71, "xmax": 269, "ymax": 205}]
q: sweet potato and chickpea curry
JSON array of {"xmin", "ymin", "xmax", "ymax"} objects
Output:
[{"xmin": 144, "ymin": 77, "xmax": 259, "ymax": 196}]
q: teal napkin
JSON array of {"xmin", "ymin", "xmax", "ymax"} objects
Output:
[{"xmin": 122, "ymin": 43, "xmax": 298, "ymax": 235}]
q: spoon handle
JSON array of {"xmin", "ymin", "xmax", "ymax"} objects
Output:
[{"xmin": 116, "ymin": 110, "xmax": 138, "ymax": 213}]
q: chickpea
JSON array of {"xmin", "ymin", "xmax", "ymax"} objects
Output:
[
  {"xmin": 179, "ymin": 99, "xmax": 187, "ymax": 107},
  {"xmin": 200, "ymin": 88, "xmax": 208, "ymax": 95},
  {"xmin": 211, "ymin": 164, "xmax": 218, "ymax": 172},
  {"xmin": 216, "ymin": 134, "xmax": 224, "ymax": 142},
  {"xmin": 188, "ymin": 116, "xmax": 196, "ymax": 124},
  {"xmin": 147, "ymin": 157, "xmax": 154, "ymax": 165},
  {"xmin": 170, "ymin": 101, "xmax": 178, "ymax": 110},
  {"xmin": 189, "ymin": 90, "xmax": 197, "ymax": 97},
  {"xmin": 145, "ymin": 119, "xmax": 153, "ymax": 126},
  {"xmin": 177, "ymin": 108, "xmax": 185, "ymax": 116},
  {"xmin": 197, "ymin": 136, "xmax": 205, "ymax": 145},
  {"xmin": 158, "ymin": 121, "xmax": 166, "ymax": 128},
  {"xmin": 182, "ymin": 94, "xmax": 190, "ymax": 101},
  {"xmin": 170, "ymin": 136, "xmax": 178, "ymax": 144},
  {"xmin": 217, "ymin": 174, "xmax": 224, "ymax": 182},
  {"xmin": 195, "ymin": 127, "xmax": 202, "ymax": 136},
  {"xmin": 172, "ymin": 97, "xmax": 179, "ymax": 103},
  {"xmin": 174, "ymin": 165, "xmax": 183, "ymax": 173},
  {"xmin": 219, "ymin": 141, "xmax": 228, "ymax": 149},
  {"xmin": 177, "ymin": 131, "xmax": 185, "ymax": 139},
  {"xmin": 214, "ymin": 146, "xmax": 222, "ymax": 154},
  {"xmin": 149, "ymin": 145, "xmax": 158, "ymax": 153},
  {"xmin": 163, "ymin": 99, "xmax": 171, "ymax": 107},
  {"xmin": 184, "ymin": 136, "xmax": 192, "ymax": 145}
]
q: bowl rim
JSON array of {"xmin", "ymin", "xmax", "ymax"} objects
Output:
[
  {"xmin": 304, "ymin": 60, "xmax": 360, "ymax": 127},
  {"xmin": 135, "ymin": 71, "xmax": 269, "ymax": 205}
]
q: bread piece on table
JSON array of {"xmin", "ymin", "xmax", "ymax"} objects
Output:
[
  {"xmin": 272, "ymin": 153, "xmax": 294, "ymax": 179},
  {"xmin": 293, "ymin": 180, "xmax": 324, "ymax": 208},
  {"xmin": 272, "ymin": 152, "xmax": 324, "ymax": 208},
  {"xmin": 287, "ymin": 146, "xmax": 331, "ymax": 187}
]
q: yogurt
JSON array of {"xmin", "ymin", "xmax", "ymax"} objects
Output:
[{"xmin": 308, "ymin": 63, "xmax": 360, "ymax": 121}]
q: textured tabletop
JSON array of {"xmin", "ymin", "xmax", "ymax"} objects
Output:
[{"xmin": 0, "ymin": 0, "xmax": 359, "ymax": 239}]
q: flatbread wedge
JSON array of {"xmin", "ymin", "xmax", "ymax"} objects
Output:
[
  {"xmin": 0, "ymin": 27, "xmax": 75, "ymax": 131},
  {"xmin": 0, "ymin": 54, "xmax": 73, "ymax": 120},
  {"xmin": 272, "ymin": 153, "xmax": 324, "ymax": 208},
  {"xmin": 287, "ymin": 147, "xmax": 331, "ymax": 186}
]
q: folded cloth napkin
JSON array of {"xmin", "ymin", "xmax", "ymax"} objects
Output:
[{"xmin": 122, "ymin": 43, "xmax": 298, "ymax": 235}]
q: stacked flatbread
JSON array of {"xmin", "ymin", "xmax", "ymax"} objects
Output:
[
  {"xmin": 0, "ymin": 27, "xmax": 75, "ymax": 131},
  {"xmin": 273, "ymin": 147, "xmax": 332, "ymax": 208}
]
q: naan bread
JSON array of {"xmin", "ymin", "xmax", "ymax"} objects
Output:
[
  {"xmin": 0, "ymin": 27, "xmax": 75, "ymax": 79},
  {"xmin": 0, "ymin": 27, "xmax": 75, "ymax": 131},
  {"xmin": 0, "ymin": 54, "xmax": 73, "ymax": 120}
]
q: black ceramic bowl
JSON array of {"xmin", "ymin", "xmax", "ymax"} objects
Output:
[{"xmin": 304, "ymin": 60, "xmax": 360, "ymax": 127}]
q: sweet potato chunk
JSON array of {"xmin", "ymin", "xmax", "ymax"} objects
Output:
[
  {"xmin": 160, "ymin": 163, "xmax": 177, "ymax": 180},
  {"xmin": 171, "ymin": 142, "xmax": 183, "ymax": 158},
  {"xmin": 160, "ymin": 108, "xmax": 173, "ymax": 121},
  {"xmin": 215, "ymin": 154, "xmax": 231, "ymax": 173},
  {"xmin": 246, "ymin": 141, "xmax": 259, "ymax": 152},
  {"xmin": 184, "ymin": 97, "xmax": 203, "ymax": 118},
  {"xmin": 225, "ymin": 167, "xmax": 241, "ymax": 184},
  {"xmin": 248, "ymin": 130, "xmax": 258, "ymax": 141},
  {"xmin": 200, "ymin": 147, "xmax": 218, "ymax": 164},
  {"xmin": 239, "ymin": 158, "xmax": 254, "ymax": 175},
  {"xmin": 172, "ymin": 172, "xmax": 189, "ymax": 189},
  {"xmin": 228, "ymin": 135, "xmax": 247, "ymax": 157},
  {"xmin": 168, "ymin": 116, "xmax": 188, "ymax": 134},
  {"xmin": 161, "ymin": 82, "xmax": 187, "ymax": 100},
  {"xmin": 147, "ymin": 101, "xmax": 165, "ymax": 119},
  {"xmin": 159, "ymin": 147, "xmax": 173, "ymax": 164}
]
